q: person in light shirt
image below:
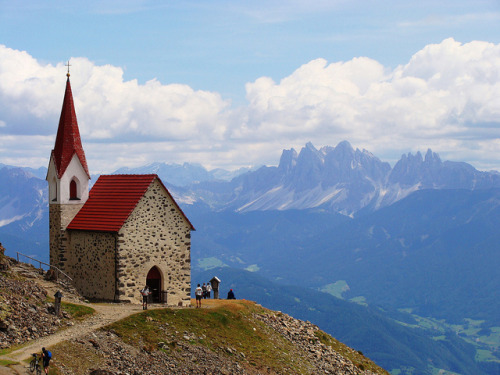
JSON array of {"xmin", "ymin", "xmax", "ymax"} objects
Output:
[{"xmin": 195, "ymin": 284, "xmax": 203, "ymax": 308}]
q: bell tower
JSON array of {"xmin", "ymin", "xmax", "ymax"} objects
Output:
[{"xmin": 46, "ymin": 68, "xmax": 90, "ymax": 270}]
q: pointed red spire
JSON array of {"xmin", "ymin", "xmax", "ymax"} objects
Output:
[{"xmin": 52, "ymin": 77, "xmax": 90, "ymax": 179}]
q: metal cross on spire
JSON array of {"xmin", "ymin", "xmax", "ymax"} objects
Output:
[{"xmin": 66, "ymin": 60, "xmax": 71, "ymax": 78}]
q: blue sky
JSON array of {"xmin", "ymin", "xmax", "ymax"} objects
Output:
[{"xmin": 1, "ymin": 1, "xmax": 500, "ymax": 172}]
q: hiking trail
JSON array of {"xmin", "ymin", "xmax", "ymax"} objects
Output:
[{"xmin": 0, "ymin": 268, "xmax": 145, "ymax": 375}]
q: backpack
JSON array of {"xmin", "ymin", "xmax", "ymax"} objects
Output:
[{"xmin": 46, "ymin": 350, "xmax": 52, "ymax": 359}]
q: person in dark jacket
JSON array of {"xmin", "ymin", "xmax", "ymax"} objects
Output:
[
  {"xmin": 41, "ymin": 347, "xmax": 51, "ymax": 374},
  {"xmin": 227, "ymin": 289, "xmax": 235, "ymax": 299}
]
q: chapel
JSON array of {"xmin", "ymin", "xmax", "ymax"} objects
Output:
[{"xmin": 46, "ymin": 72, "xmax": 194, "ymax": 306}]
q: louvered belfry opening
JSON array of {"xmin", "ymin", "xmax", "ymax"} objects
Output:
[{"xmin": 146, "ymin": 266, "xmax": 162, "ymax": 303}]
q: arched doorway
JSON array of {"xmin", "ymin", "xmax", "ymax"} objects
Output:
[{"xmin": 146, "ymin": 266, "xmax": 162, "ymax": 303}]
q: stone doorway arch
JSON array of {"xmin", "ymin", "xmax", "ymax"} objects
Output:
[{"xmin": 146, "ymin": 266, "xmax": 162, "ymax": 303}]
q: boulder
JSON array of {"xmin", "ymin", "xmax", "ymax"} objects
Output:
[
  {"xmin": 0, "ymin": 243, "xmax": 9, "ymax": 271},
  {"xmin": 44, "ymin": 269, "xmax": 58, "ymax": 281}
]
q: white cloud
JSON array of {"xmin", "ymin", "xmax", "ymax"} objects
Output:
[
  {"xmin": 71, "ymin": 63, "xmax": 230, "ymax": 142},
  {"xmin": 239, "ymin": 38, "xmax": 500, "ymax": 169},
  {"xmin": 0, "ymin": 44, "xmax": 231, "ymax": 142},
  {"xmin": 0, "ymin": 134, "xmax": 53, "ymax": 168},
  {"xmin": 1, "ymin": 39, "xmax": 500, "ymax": 172}
]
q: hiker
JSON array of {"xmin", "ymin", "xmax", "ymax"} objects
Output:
[
  {"xmin": 202, "ymin": 283, "xmax": 207, "ymax": 299},
  {"xmin": 195, "ymin": 284, "xmax": 203, "ymax": 308},
  {"xmin": 206, "ymin": 282, "xmax": 212, "ymax": 299},
  {"xmin": 41, "ymin": 347, "xmax": 51, "ymax": 374},
  {"xmin": 140, "ymin": 285, "xmax": 150, "ymax": 310},
  {"xmin": 227, "ymin": 289, "xmax": 235, "ymax": 300}
]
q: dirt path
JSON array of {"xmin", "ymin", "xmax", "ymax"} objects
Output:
[
  {"xmin": 0, "ymin": 267, "xmax": 147, "ymax": 375},
  {"xmin": 0, "ymin": 302, "xmax": 145, "ymax": 375}
]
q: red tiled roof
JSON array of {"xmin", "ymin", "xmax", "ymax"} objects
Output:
[
  {"xmin": 51, "ymin": 78, "xmax": 90, "ymax": 179},
  {"xmin": 67, "ymin": 174, "xmax": 194, "ymax": 232}
]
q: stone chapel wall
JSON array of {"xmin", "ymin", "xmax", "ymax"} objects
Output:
[
  {"xmin": 49, "ymin": 203, "xmax": 84, "ymax": 271},
  {"xmin": 66, "ymin": 230, "xmax": 117, "ymax": 300},
  {"xmin": 116, "ymin": 179, "xmax": 191, "ymax": 306}
]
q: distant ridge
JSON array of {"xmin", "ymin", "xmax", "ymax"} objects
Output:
[
  {"xmin": 183, "ymin": 141, "xmax": 500, "ymax": 215},
  {"xmin": 113, "ymin": 162, "xmax": 252, "ymax": 187},
  {"xmin": 3, "ymin": 141, "xmax": 500, "ymax": 233}
]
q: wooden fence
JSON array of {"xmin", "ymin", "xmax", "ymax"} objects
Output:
[{"xmin": 16, "ymin": 252, "xmax": 73, "ymax": 282}]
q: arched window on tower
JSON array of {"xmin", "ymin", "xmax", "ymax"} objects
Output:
[{"xmin": 69, "ymin": 179, "xmax": 79, "ymax": 200}]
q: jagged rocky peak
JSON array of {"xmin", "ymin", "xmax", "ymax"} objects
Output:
[
  {"xmin": 277, "ymin": 141, "xmax": 389, "ymax": 178},
  {"xmin": 389, "ymin": 148, "xmax": 445, "ymax": 187},
  {"xmin": 292, "ymin": 143, "xmax": 324, "ymax": 190},
  {"xmin": 361, "ymin": 148, "xmax": 375, "ymax": 157},
  {"xmin": 278, "ymin": 148, "xmax": 298, "ymax": 173},
  {"xmin": 414, "ymin": 151, "xmax": 423, "ymax": 162},
  {"xmin": 295, "ymin": 141, "xmax": 357, "ymax": 164},
  {"xmin": 390, "ymin": 152, "xmax": 421, "ymax": 185},
  {"xmin": 289, "ymin": 143, "xmax": 324, "ymax": 176},
  {"xmin": 326, "ymin": 141, "xmax": 356, "ymax": 166},
  {"xmin": 405, "ymin": 151, "xmax": 424, "ymax": 166},
  {"xmin": 300, "ymin": 142, "xmax": 324, "ymax": 162},
  {"xmin": 424, "ymin": 149, "xmax": 441, "ymax": 165},
  {"xmin": 333, "ymin": 140, "xmax": 355, "ymax": 155},
  {"xmin": 395, "ymin": 149, "xmax": 441, "ymax": 169},
  {"xmin": 319, "ymin": 145, "xmax": 335, "ymax": 156},
  {"xmin": 325, "ymin": 141, "xmax": 386, "ymax": 166}
]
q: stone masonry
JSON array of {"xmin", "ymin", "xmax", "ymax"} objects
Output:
[
  {"xmin": 116, "ymin": 179, "xmax": 191, "ymax": 306},
  {"xmin": 59, "ymin": 178, "xmax": 191, "ymax": 305},
  {"xmin": 49, "ymin": 203, "xmax": 85, "ymax": 271},
  {"xmin": 66, "ymin": 230, "xmax": 117, "ymax": 300}
]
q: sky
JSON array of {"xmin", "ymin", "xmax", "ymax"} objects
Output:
[{"xmin": 1, "ymin": 0, "xmax": 500, "ymax": 173}]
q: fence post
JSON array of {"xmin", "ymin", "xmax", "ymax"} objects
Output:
[{"xmin": 54, "ymin": 291, "xmax": 63, "ymax": 317}]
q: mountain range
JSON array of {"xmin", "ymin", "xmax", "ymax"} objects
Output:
[
  {"xmin": 113, "ymin": 161, "xmax": 253, "ymax": 187},
  {"xmin": 4, "ymin": 141, "xmax": 500, "ymax": 225},
  {"xmin": 183, "ymin": 141, "xmax": 500, "ymax": 214},
  {"xmin": 1, "ymin": 141, "xmax": 499, "ymax": 374}
]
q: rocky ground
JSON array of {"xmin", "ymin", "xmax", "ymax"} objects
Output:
[
  {"xmin": 53, "ymin": 321, "xmax": 381, "ymax": 375},
  {"xmin": 0, "ymin": 271, "xmax": 65, "ymax": 348},
  {"xmin": 0, "ymin": 248, "xmax": 78, "ymax": 349},
  {"xmin": 254, "ymin": 312, "xmax": 378, "ymax": 375},
  {"xmin": 56, "ymin": 329, "xmax": 255, "ymax": 375}
]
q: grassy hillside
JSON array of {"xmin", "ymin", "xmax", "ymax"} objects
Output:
[{"xmin": 51, "ymin": 299, "xmax": 388, "ymax": 375}]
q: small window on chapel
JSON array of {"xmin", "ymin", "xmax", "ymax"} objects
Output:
[
  {"xmin": 69, "ymin": 180, "xmax": 80, "ymax": 200},
  {"xmin": 51, "ymin": 178, "xmax": 57, "ymax": 202}
]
